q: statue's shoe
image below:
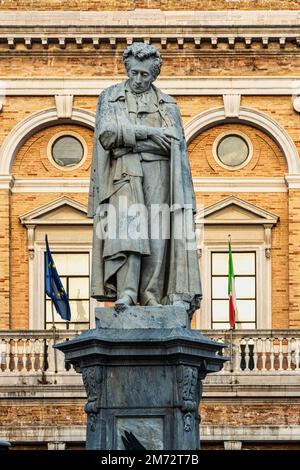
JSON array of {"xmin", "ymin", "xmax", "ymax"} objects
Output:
[{"xmin": 114, "ymin": 295, "xmax": 133, "ymax": 312}]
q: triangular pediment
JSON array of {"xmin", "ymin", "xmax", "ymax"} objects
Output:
[
  {"xmin": 19, "ymin": 196, "xmax": 91, "ymax": 225},
  {"xmin": 195, "ymin": 196, "xmax": 279, "ymax": 225}
]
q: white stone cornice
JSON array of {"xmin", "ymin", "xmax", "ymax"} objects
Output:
[
  {"xmin": 284, "ymin": 175, "xmax": 300, "ymax": 189},
  {"xmin": 193, "ymin": 178, "xmax": 287, "ymax": 193},
  {"xmin": 2, "ymin": 77, "xmax": 300, "ymax": 96},
  {"xmin": 0, "ymin": 175, "xmax": 14, "ymax": 190},
  {"xmin": 12, "ymin": 178, "xmax": 90, "ymax": 193},
  {"xmin": 0, "ymin": 10, "xmax": 300, "ymax": 50},
  {"xmin": 10, "ymin": 177, "xmax": 287, "ymax": 194}
]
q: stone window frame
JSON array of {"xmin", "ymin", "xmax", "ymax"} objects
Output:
[
  {"xmin": 195, "ymin": 196, "xmax": 279, "ymax": 331},
  {"xmin": 212, "ymin": 130, "xmax": 254, "ymax": 171},
  {"xmin": 47, "ymin": 130, "xmax": 88, "ymax": 171},
  {"xmin": 19, "ymin": 196, "xmax": 97, "ymax": 330}
]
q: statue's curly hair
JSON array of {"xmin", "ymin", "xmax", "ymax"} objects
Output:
[{"xmin": 123, "ymin": 42, "xmax": 163, "ymax": 79}]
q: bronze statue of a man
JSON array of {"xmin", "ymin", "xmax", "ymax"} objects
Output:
[{"xmin": 88, "ymin": 43, "xmax": 201, "ymax": 314}]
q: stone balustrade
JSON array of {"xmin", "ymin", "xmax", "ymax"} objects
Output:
[{"xmin": 0, "ymin": 329, "xmax": 299, "ymax": 377}]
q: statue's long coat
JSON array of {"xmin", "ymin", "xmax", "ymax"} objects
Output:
[{"xmin": 88, "ymin": 81, "xmax": 202, "ymax": 310}]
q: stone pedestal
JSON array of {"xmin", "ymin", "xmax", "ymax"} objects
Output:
[{"xmin": 56, "ymin": 306, "xmax": 226, "ymax": 450}]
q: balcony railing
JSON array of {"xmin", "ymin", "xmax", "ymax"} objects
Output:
[{"xmin": 0, "ymin": 329, "xmax": 300, "ymax": 377}]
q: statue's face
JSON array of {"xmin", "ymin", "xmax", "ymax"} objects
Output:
[{"xmin": 127, "ymin": 58, "xmax": 155, "ymax": 94}]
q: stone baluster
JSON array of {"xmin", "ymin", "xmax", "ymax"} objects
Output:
[
  {"xmin": 11, "ymin": 339, "xmax": 18, "ymax": 372},
  {"xmin": 20, "ymin": 338, "xmax": 27, "ymax": 372},
  {"xmin": 287, "ymin": 337, "xmax": 293, "ymax": 371},
  {"xmin": 232, "ymin": 336, "xmax": 240, "ymax": 373},
  {"xmin": 239, "ymin": 338, "xmax": 246, "ymax": 371},
  {"xmin": 5, "ymin": 339, "xmax": 11, "ymax": 372},
  {"xmin": 270, "ymin": 338, "xmax": 275, "ymax": 371},
  {"xmin": 261, "ymin": 337, "xmax": 267, "ymax": 371},
  {"xmin": 47, "ymin": 338, "xmax": 55, "ymax": 373},
  {"xmin": 33, "ymin": 339, "xmax": 42, "ymax": 372},
  {"xmin": 251, "ymin": 337, "xmax": 258, "ymax": 371},
  {"xmin": 278, "ymin": 337, "xmax": 284, "ymax": 371},
  {"xmin": 28, "ymin": 338, "xmax": 35, "ymax": 371},
  {"xmin": 244, "ymin": 338, "xmax": 250, "ymax": 371},
  {"xmin": 294, "ymin": 340, "xmax": 300, "ymax": 371}
]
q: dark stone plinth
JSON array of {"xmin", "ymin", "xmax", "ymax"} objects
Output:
[{"xmin": 56, "ymin": 306, "xmax": 227, "ymax": 450}]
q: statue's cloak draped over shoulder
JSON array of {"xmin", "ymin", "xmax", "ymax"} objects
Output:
[{"xmin": 88, "ymin": 81, "xmax": 202, "ymax": 311}]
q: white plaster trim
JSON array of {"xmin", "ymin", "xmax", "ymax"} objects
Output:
[
  {"xmin": 185, "ymin": 107, "xmax": 300, "ymax": 174},
  {"xmin": 10, "ymin": 177, "xmax": 287, "ymax": 193},
  {"xmin": 201, "ymin": 425, "xmax": 300, "ymax": 442},
  {"xmin": 285, "ymin": 174, "xmax": 300, "ymax": 189},
  {"xmin": 12, "ymin": 178, "xmax": 90, "ymax": 193},
  {"xmin": 197, "ymin": 195, "xmax": 279, "ymax": 224},
  {"xmin": 0, "ymin": 175, "xmax": 14, "ymax": 189},
  {"xmin": 193, "ymin": 177, "xmax": 287, "ymax": 193},
  {"xmin": 19, "ymin": 195, "xmax": 88, "ymax": 224},
  {"xmin": 0, "ymin": 108, "xmax": 95, "ymax": 174},
  {"xmin": 2, "ymin": 77, "xmax": 300, "ymax": 96},
  {"xmin": 1, "ymin": 424, "xmax": 300, "ymax": 444},
  {"xmin": 223, "ymin": 94, "xmax": 241, "ymax": 118},
  {"xmin": 55, "ymin": 95, "xmax": 74, "ymax": 119}
]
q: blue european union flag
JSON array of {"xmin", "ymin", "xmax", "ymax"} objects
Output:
[{"xmin": 45, "ymin": 235, "xmax": 71, "ymax": 321}]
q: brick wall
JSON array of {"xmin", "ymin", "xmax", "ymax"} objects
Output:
[{"xmin": 2, "ymin": 48, "xmax": 300, "ymax": 78}]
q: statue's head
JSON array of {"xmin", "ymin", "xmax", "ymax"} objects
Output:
[{"xmin": 123, "ymin": 42, "xmax": 163, "ymax": 94}]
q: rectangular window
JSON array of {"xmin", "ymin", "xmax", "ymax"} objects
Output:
[
  {"xmin": 211, "ymin": 251, "xmax": 256, "ymax": 329},
  {"xmin": 45, "ymin": 252, "xmax": 90, "ymax": 330}
]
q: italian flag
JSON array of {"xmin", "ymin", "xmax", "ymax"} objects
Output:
[{"xmin": 228, "ymin": 239, "xmax": 237, "ymax": 329}]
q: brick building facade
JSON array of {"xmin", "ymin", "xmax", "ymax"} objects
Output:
[{"xmin": 0, "ymin": 0, "xmax": 300, "ymax": 450}]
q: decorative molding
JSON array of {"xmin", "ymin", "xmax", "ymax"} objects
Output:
[
  {"xmin": 201, "ymin": 425, "xmax": 300, "ymax": 442},
  {"xmin": 19, "ymin": 195, "xmax": 90, "ymax": 226},
  {"xmin": 55, "ymin": 95, "xmax": 74, "ymax": 119},
  {"xmin": 195, "ymin": 195, "xmax": 279, "ymax": 226},
  {"xmin": 0, "ymin": 107, "xmax": 95, "ymax": 174},
  {"xmin": 223, "ymin": 94, "xmax": 241, "ymax": 118},
  {"xmin": 292, "ymin": 96, "xmax": 300, "ymax": 113},
  {"xmin": 0, "ymin": 175, "xmax": 14, "ymax": 190},
  {"xmin": 197, "ymin": 196, "xmax": 278, "ymax": 330},
  {"xmin": 0, "ymin": 10, "xmax": 300, "ymax": 50},
  {"xmin": 192, "ymin": 178, "xmax": 287, "ymax": 193},
  {"xmin": 12, "ymin": 178, "xmax": 90, "ymax": 193},
  {"xmin": 285, "ymin": 174, "xmax": 300, "ymax": 189},
  {"xmin": 9, "ymin": 177, "xmax": 287, "ymax": 194},
  {"xmin": 185, "ymin": 107, "xmax": 300, "ymax": 174},
  {"xmin": 2, "ymin": 77, "xmax": 300, "ymax": 96}
]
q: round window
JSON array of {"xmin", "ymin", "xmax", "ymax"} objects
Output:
[
  {"xmin": 51, "ymin": 135, "xmax": 84, "ymax": 168},
  {"xmin": 216, "ymin": 134, "xmax": 249, "ymax": 167}
]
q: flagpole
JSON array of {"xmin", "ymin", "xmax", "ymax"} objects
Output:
[
  {"xmin": 228, "ymin": 234, "xmax": 234, "ymax": 373},
  {"xmin": 51, "ymin": 301, "xmax": 58, "ymax": 375}
]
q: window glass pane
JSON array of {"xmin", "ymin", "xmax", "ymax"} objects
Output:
[
  {"xmin": 236, "ymin": 300, "xmax": 255, "ymax": 322},
  {"xmin": 235, "ymin": 277, "xmax": 255, "ymax": 299},
  {"xmin": 69, "ymin": 300, "xmax": 89, "ymax": 322},
  {"xmin": 212, "ymin": 300, "xmax": 228, "ymax": 322},
  {"xmin": 212, "ymin": 277, "xmax": 228, "ymax": 299},
  {"xmin": 212, "ymin": 322, "xmax": 230, "ymax": 330},
  {"xmin": 52, "ymin": 253, "xmax": 89, "ymax": 276},
  {"xmin": 52, "ymin": 135, "xmax": 84, "ymax": 167},
  {"xmin": 232, "ymin": 253, "xmax": 255, "ymax": 275},
  {"xmin": 237, "ymin": 322, "xmax": 256, "ymax": 329},
  {"xmin": 69, "ymin": 277, "xmax": 89, "ymax": 299},
  {"xmin": 46, "ymin": 300, "xmax": 67, "ymax": 323},
  {"xmin": 212, "ymin": 253, "xmax": 228, "ymax": 275},
  {"xmin": 67, "ymin": 323, "xmax": 89, "ymax": 330}
]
